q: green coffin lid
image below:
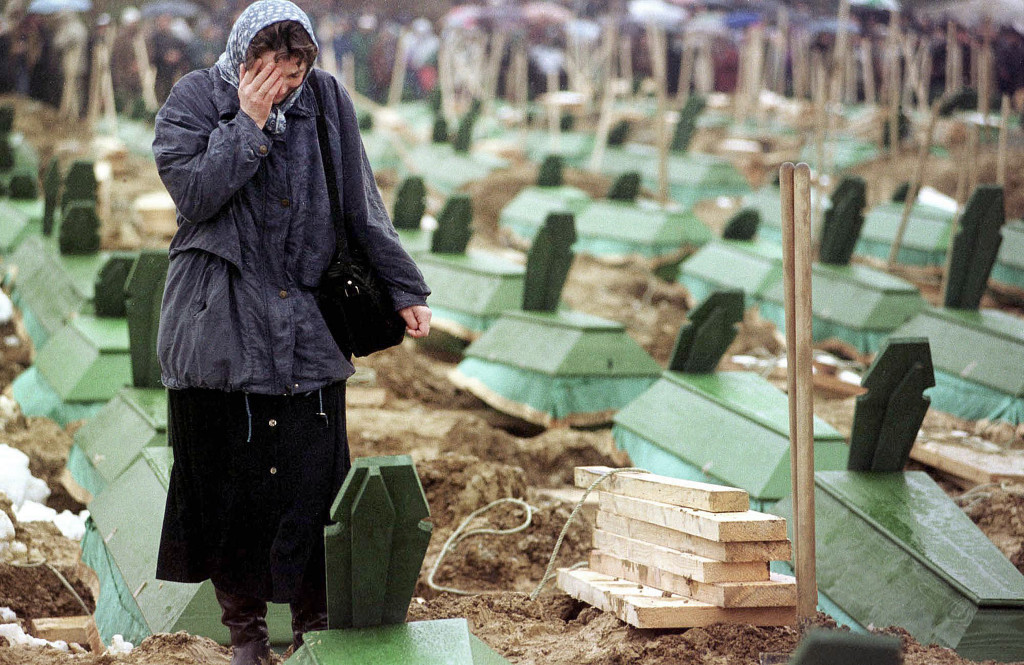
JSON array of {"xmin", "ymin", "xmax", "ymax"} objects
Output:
[
  {"xmin": 614, "ymin": 371, "xmax": 847, "ymax": 500},
  {"xmin": 403, "ymin": 144, "xmax": 507, "ymax": 195},
  {"xmin": 575, "ymin": 200, "xmax": 712, "ymax": 249},
  {"xmin": 996, "ymin": 220, "xmax": 1024, "ymax": 272},
  {"xmin": 816, "ymin": 470, "xmax": 1024, "ymax": 607},
  {"xmin": 678, "ymin": 239, "xmax": 784, "ymax": 299},
  {"xmin": 34, "ymin": 315, "xmax": 131, "ymax": 402},
  {"xmin": 894, "ymin": 307, "xmax": 1024, "ymax": 397},
  {"xmin": 762, "ymin": 263, "xmax": 925, "ymax": 331},
  {"xmin": 464, "ymin": 310, "xmax": 661, "ymax": 377},
  {"xmin": 524, "ymin": 130, "xmax": 596, "ymax": 163},
  {"xmin": 499, "ymin": 185, "xmax": 591, "ymax": 237},
  {"xmin": 417, "ymin": 251, "xmax": 524, "ymax": 319},
  {"xmin": 72, "ymin": 387, "xmax": 167, "ymax": 492},
  {"xmin": 88, "ymin": 448, "xmax": 293, "ymax": 644},
  {"xmin": 0, "ymin": 198, "xmax": 39, "ymax": 252},
  {"xmin": 290, "ymin": 620, "xmax": 510, "ymax": 665},
  {"xmin": 861, "ymin": 201, "xmax": 953, "ymax": 253}
]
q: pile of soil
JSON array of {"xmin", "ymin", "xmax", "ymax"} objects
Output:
[
  {"xmin": 1, "ymin": 416, "xmax": 84, "ymax": 514},
  {"xmin": 960, "ymin": 485, "xmax": 1024, "ymax": 575},
  {"xmin": 0, "ymin": 313, "xmax": 31, "ymax": 394}
]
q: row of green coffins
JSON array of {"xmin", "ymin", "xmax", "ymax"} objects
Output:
[{"xmin": 0, "ymin": 119, "xmax": 43, "ymax": 253}]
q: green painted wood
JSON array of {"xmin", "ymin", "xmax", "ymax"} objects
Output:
[
  {"xmin": 498, "ymin": 186, "xmax": 590, "ymax": 241},
  {"xmin": 8, "ymin": 170, "xmax": 37, "ymax": 200},
  {"xmin": 522, "ymin": 214, "xmax": 575, "ymax": 312},
  {"xmin": 573, "ymin": 200, "xmax": 712, "ymax": 256},
  {"xmin": 464, "ymin": 310, "xmax": 662, "ymax": 377},
  {"xmin": 326, "ymin": 456, "xmax": 432, "ymax": 630},
  {"xmin": 88, "ymin": 449, "xmax": 293, "ymax": 645},
  {"xmin": 761, "ymin": 262, "xmax": 924, "ymax": 332},
  {"xmin": 61, "ymin": 160, "xmax": 96, "ymax": 212},
  {"xmin": 677, "ymin": 239, "xmax": 784, "ymax": 301},
  {"xmin": 524, "ymin": 130, "xmax": 595, "ymax": 164},
  {"xmin": 93, "ymin": 254, "xmax": 135, "ymax": 318},
  {"xmin": 42, "ymin": 157, "xmax": 60, "ymax": 236},
  {"xmin": 722, "ymin": 208, "xmax": 759, "ymax": 241},
  {"xmin": 125, "ymin": 251, "xmax": 169, "ymax": 389},
  {"xmin": 416, "ymin": 251, "xmax": 524, "ymax": 326},
  {"xmin": 431, "ymin": 195, "xmax": 473, "ymax": 255},
  {"xmin": 791, "ymin": 471, "xmax": 1024, "ymax": 662},
  {"xmin": 71, "ymin": 387, "xmax": 167, "ymax": 493},
  {"xmin": 995, "ymin": 220, "xmax": 1024, "ymax": 272},
  {"xmin": 818, "ymin": 176, "xmax": 867, "ymax": 266},
  {"xmin": 0, "ymin": 106, "xmax": 12, "ymax": 134},
  {"xmin": 789, "ymin": 630, "xmax": 900, "ymax": 665},
  {"xmin": 600, "ymin": 147, "xmax": 749, "ymax": 204},
  {"xmin": 350, "ymin": 469, "xmax": 396, "ymax": 628},
  {"xmin": 33, "ymin": 315, "xmax": 131, "ymax": 402},
  {"xmin": 944, "ymin": 186, "xmax": 1004, "ymax": 310},
  {"xmin": 607, "ymin": 172, "xmax": 641, "ymax": 202},
  {"xmin": 894, "ymin": 307, "xmax": 1024, "ymax": 397},
  {"xmin": 613, "ymin": 371, "xmax": 847, "ymax": 501},
  {"xmin": 670, "ymin": 96, "xmax": 705, "ymax": 153},
  {"xmin": 848, "ymin": 338, "xmax": 934, "ymax": 472},
  {"xmin": 402, "ymin": 144, "xmax": 507, "ymax": 196},
  {"xmin": 58, "ymin": 201, "xmax": 101, "ymax": 255},
  {"xmin": 0, "ymin": 198, "xmax": 36, "ymax": 252},
  {"xmin": 537, "ymin": 155, "xmax": 564, "ymax": 187},
  {"xmin": 859, "ymin": 201, "xmax": 952, "ymax": 261},
  {"xmin": 667, "ymin": 289, "xmax": 743, "ymax": 373},
  {"xmin": 392, "ymin": 177, "xmax": 426, "ymax": 230},
  {"xmin": 288, "ymin": 619, "xmax": 510, "ymax": 665}
]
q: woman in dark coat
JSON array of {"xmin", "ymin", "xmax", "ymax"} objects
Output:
[{"xmin": 151, "ymin": 2, "xmax": 431, "ymax": 663}]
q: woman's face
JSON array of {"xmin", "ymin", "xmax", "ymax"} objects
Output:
[{"xmin": 254, "ymin": 53, "xmax": 308, "ymax": 105}]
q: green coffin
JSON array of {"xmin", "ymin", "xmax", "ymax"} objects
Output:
[
  {"xmin": 94, "ymin": 116, "xmax": 156, "ymax": 158},
  {"xmin": 677, "ymin": 239, "xmax": 784, "ymax": 308},
  {"xmin": 573, "ymin": 200, "xmax": 712, "ymax": 258},
  {"xmin": 992, "ymin": 220, "xmax": 1024, "ymax": 290},
  {"xmin": 396, "ymin": 229, "xmax": 433, "ymax": 254},
  {"xmin": 524, "ymin": 130, "xmax": 596, "ymax": 165},
  {"xmin": 800, "ymin": 137, "xmax": 880, "ymax": 172},
  {"xmin": 416, "ymin": 250, "xmax": 525, "ymax": 340},
  {"xmin": 856, "ymin": 201, "xmax": 954, "ymax": 267},
  {"xmin": 778, "ymin": 471, "xmax": 1024, "ymax": 662},
  {"xmin": 86, "ymin": 448, "xmax": 294, "ymax": 645},
  {"xmin": 740, "ymin": 185, "xmax": 831, "ymax": 245},
  {"xmin": 498, "ymin": 185, "xmax": 591, "ymax": 242},
  {"xmin": 286, "ymin": 620, "xmax": 510, "ymax": 665},
  {"xmin": 599, "ymin": 146, "xmax": 750, "ymax": 207},
  {"xmin": 613, "ymin": 371, "xmax": 848, "ymax": 503},
  {"xmin": 402, "ymin": 144, "xmax": 507, "ymax": 195},
  {"xmin": 893, "ymin": 307, "xmax": 1024, "ymax": 423},
  {"xmin": 0, "ymin": 197, "xmax": 43, "ymax": 253},
  {"xmin": 759, "ymin": 263, "xmax": 925, "ymax": 353},
  {"xmin": 69, "ymin": 387, "xmax": 167, "ymax": 497},
  {"xmin": 361, "ymin": 130, "xmax": 400, "ymax": 172},
  {"xmin": 454, "ymin": 310, "xmax": 662, "ymax": 426}
]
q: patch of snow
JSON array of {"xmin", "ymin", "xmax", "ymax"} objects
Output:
[
  {"xmin": 0, "ymin": 511, "xmax": 13, "ymax": 541},
  {"xmin": 0, "ymin": 445, "xmax": 50, "ymax": 508},
  {"xmin": 106, "ymin": 635, "xmax": 134, "ymax": 655},
  {"xmin": 0, "ymin": 622, "xmax": 69, "ymax": 651},
  {"xmin": 13, "ymin": 501, "xmax": 88, "ymax": 541},
  {"xmin": 0, "ymin": 607, "xmax": 16, "ymax": 623},
  {"xmin": 0, "ymin": 291, "xmax": 12, "ymax": 326}
]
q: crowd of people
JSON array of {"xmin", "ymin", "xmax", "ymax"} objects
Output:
[{"xmin": 0, "ymin": 0, "xmax": 1022, "ymax": 121}]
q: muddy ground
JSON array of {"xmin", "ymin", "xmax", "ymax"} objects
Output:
[{"xmin": 1, "ymin": 93, "xmax": 1023, "ymax": 664}]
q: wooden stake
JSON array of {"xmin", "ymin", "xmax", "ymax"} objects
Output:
[
  {"xmin": 942, "ymin": 124, "xmax": 973, "ymax": 303},
  {"xmin": 646, "ymin": 23, "xmax": 669, "ymax": 205},
  {"xmin": 889, "ymin": 98, "xmax": 942, "ymax": 268},
  {"xmin": 484, "ymin": 31, "xmax": 508, "ymax": 111},
  {"xmin": 998, "ymin": 94, "xmax": 1010, "ymax": 186},
  {"xmin": 387, "ymin": 29, "xmax": 410, "ymax": 107},
  {"xmin": 780, "ymin": 162, "xmax": 799, "ymax": 589},
  {"xmin": 341, "ymin": 52, "xmax": 355, "ymax": 92},
  {"xmin": 784, "ymin": 162, "xmax": 816, "ymax": 619},
  {"xmin": 676, "ymin": 35, "xmax": 694, "ymax": 107},
  {"xmin": 547, "ymin": 67, "xmax": 561, "ymax": 152},
  {"xmin": 620, "ymin": 36, "xmax": 634, "ymax": 94},
  {"xmin": 861, "ymin": 39, "xmax": 876, "ymax": 105}
]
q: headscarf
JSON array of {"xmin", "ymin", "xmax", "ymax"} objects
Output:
[{"xmin": 215, "ymin": 0, "xmax": 318, "ymax": 135}]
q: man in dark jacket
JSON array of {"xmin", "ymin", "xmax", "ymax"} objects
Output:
[{"xmin": 152, "ymin": 2, "xmax": 431, "ymax": 663}]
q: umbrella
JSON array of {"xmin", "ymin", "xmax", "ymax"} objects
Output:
[
  {"xmin": 724, "ymin": 10, "xmax": 762, "ymax": 30},
  {"xmin": 26, "ymin": 0, "xmax": 91, "ymax": 14},
  {"xmin": 140, "ymin": 0, "xmax": 200, "ymax": 19},
  {"xmin": 628, "ymin": 0, "xmax": 688, "ymax": 28},
  {"xmin": 444, "ymin": 4, "xmax": 485, "ymax": 29},
  {"xmin": 803, "ymin": 18, "xmax": 861, "ymax": 37},
  {"xmin": 522, "ymin": 2, "xmax": 574, "ymax": 26}
]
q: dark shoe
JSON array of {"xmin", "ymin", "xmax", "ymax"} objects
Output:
[
  {"xmin": 289, "ymin": 587, "xmax": 328, "ymax": 653},
  {"xmin": 215, "ymin": 587, "xmax": 271, "ymax": 665}
]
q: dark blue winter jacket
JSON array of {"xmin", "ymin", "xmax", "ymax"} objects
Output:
[{"xmin": 153, "ymin": 67, "xmax": 429, "ymax": 394}]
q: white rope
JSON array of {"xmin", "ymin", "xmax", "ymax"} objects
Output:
[
  {"xmin": 426, "ymin": 497, "xmax": 535, "ymax": 596},
  {"xmin": 529, "ymin": 467, "xmax": 650, "ymax": 601},
  {"xmin": 10, "ymin": 558, "xmax": 92, "ymax": 615}
]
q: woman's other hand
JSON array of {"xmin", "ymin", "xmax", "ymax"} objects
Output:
[
  {"xmin": 238, "ymin": 59, "xmax": 285, "ymax": 129},
  {"xmin": 398, "ymin": 305, "xmax": 431, "ymax": 338}
]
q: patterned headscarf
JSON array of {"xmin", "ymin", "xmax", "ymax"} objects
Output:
[{"xmin": 215, "ymin": 0, "xmax": 318, "ymax": 135}]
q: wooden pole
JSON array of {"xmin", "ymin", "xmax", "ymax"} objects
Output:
[
  {"xmin": 861, "ymin": 38, "xmax": 876, "ymax": 105},
  {"xmin": 782, "ymin": 162, "xmax": 817, "ymax": 620},
  {"xmin": 942, "ymin": 125, "xmax": 972, "ymax": 303},
  {"xmin": 774, "ymin": 7, "xmax": 790, "ymax": 97},
  {"xmin": 676, "ymin": 35, "xmax": 694, "ymax": 107},
  {"xmin": 341, "ymin": 53, "xmax": 356, "ymax": 93},
  {"xmin": 888, "ymin": 98, "xmax": 942, "ymax": 268},
  {"xmin": 547, "ymin": 67, "xmax": 561, "ymax": 152},
  {"xmin": 780, "ymin": 163, "xmax": 799, "ymax": 599},
  {"xmin": 319, "ymin": 19, "xmax": 339, "ymax": 78},
  {"xmin": 647, "ymin": 23, "xmax": 670, "ymax": 205},
  {"xmin": 620, "ymin": 36, "xmax": 634, "ymax": 95},
  {"xmin": 945, "ymin": 22, "xmax": 956, "ymax": 96},
  {"xmin": 998, "ymin": 94, "xmax": 1010, "ymax": 186},
  {"xmin": 387, "ymin": 29, "xmax": 410, "ymax": 107}
]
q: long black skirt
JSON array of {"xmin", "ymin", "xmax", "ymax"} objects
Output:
[{"xmin": 156, "ymin": 382, "xmax": 350, "ymax": 604}]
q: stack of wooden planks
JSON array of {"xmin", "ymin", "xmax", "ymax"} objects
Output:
[{"xmin": 557, "ymin": 466, "xmax": 798, "ymax": 629}]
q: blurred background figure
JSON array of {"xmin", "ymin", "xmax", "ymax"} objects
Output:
[{"xmin": 53, "ymin": 9, "xmax": 87, "ymax": 118}]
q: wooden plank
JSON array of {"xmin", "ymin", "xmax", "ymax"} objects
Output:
[
  {"xmin": 593, "ymin": 530, "xmax": 769, "ymax": 583},
  {"xmin": 910, "ymin": 440, "xmax": 1024, "ymax": 485},
  {"xmin": 575, "ymin": 466, "xmax": 749, "ymax": 513},
  {"xmin": 599, "ymin": 492, "xmax": 787, "ymax": 542},
  {"xmin": 557, "ymin": 568, "xmax": 798, "ymax": 628},
  {"xmin": 596, "ymin": 510, "xmax": 791, "ymax": 562},
  {"xmin": 590, "ymin": 550, "xmax": 797, "ymax": 608},
  {"xmin": 29, "ymin": 616, "xmax": 104, "ymax": 652}
]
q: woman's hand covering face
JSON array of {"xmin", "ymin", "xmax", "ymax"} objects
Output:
[{"xmin": 238, "ymin": 58, "xmax": 285, "ymax": 129}]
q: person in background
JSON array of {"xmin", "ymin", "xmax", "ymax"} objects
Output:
[
  {"xmin": 149, "ymin": 12, "xmax": 188, "ymax": 103},
  {"xmin": 151, "ymin": 2, "xmax": 431, "ymax": 663}
]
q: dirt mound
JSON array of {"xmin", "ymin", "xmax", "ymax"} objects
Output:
[
  {"xmin": 2, "ymin": 417, "xmax": 82, "ymax": 514},
  {"xmin": 359, "ymin": 343, "xmax": 483, "ymax": 410},
  {"xmin": 0, "ymin": 520, "xmax": 95, "ymax": 619},
  {"xmin": 129, "ymin": 632, "xmax": 232, "ymax": 665},
  {"xmin": 417, "ymin": 454, "xmax": 528, "ymax": 531},
  {"xmin": 931, "ymin": 149, "xmax": 1024, "ymax": 220},
  {"xmin": 0, "ymin": 315, "xmax": 32, "ymax": 394},
  {"xmin": 960, "ymin": 485, "xmax": 1024, "ymax": 575}
]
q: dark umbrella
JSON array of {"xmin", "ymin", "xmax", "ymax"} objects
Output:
[{"xmin": 140, "ymin": 0, "xmax": 200, "ymax": 19}]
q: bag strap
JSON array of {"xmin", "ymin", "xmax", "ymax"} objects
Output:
[{"xmin": 311, "ymin": 72, "xmax": 351, "ymax": 261}]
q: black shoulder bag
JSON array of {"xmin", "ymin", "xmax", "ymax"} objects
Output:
[{"xmin": 312, "ymin": 76, "xmax": 407, "ymax": 357}]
